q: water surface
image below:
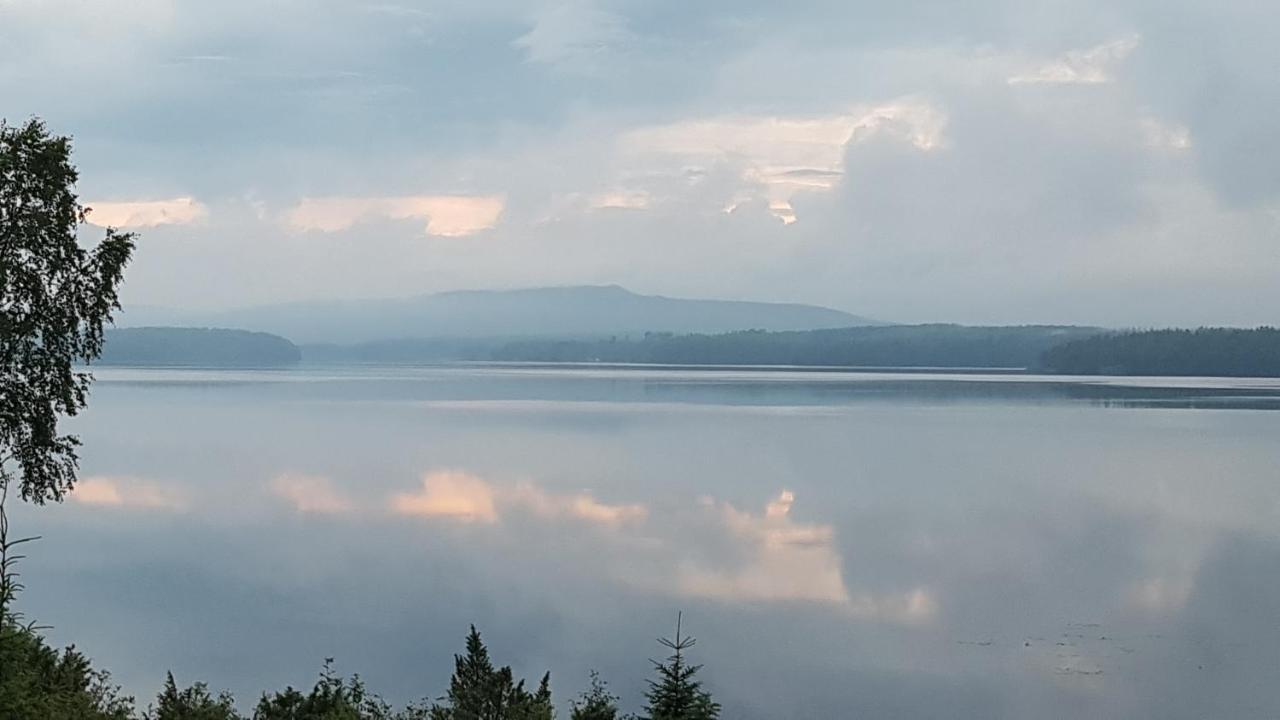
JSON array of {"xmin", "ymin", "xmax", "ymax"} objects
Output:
[{"xmin": 17, "ymin": 365, "xmax": 1280, "ymax": 718}]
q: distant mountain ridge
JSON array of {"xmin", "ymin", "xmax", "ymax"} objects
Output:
[{"xmin": 118, "ymin": 285, "xmax": 877, "ymax": 344}]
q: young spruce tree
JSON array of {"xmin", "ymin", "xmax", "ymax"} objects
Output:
[{"xmin": 641, "ymin": 615, "xmax": 719, "ymax": 720}]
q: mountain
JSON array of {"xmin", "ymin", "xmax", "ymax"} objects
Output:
[
  {"xmin": 99, "ymin": 327, "xmax": 301, "ymax": 367},
  {"xmin": 117, "ymin": 285, "xmax": 876, "ymax": 344}
]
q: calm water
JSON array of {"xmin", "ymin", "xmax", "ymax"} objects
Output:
[{"xmin": 15, "ymin": 365, "xmax": 1280, "ymax": 718}]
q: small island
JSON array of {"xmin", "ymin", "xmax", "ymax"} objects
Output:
[{"xmin": 99, "ymin": 327, "xmax": 301, "ymax": 367}]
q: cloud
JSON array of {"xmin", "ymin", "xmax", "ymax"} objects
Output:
[
  {"xmin": 85, "ymin": 197, "xmax": 208, "ymax": 228},
  {"xmin": 1008, "ymin": 34, "xmax": 1141, "ymax": 86},
  {"xmin": 270, "ymin": 473, "xmax": 352, "ymax": 514},
  {"xmin": 622, "ymin": 100, "xmax": 945, "ymax": 168},
  {"xmin": 589, "ymin": 189, "xmax": 651, "ymax": 211},
  {"xmin": 286, "ymin": 195, "xmax": 504, "ymax": 237},
  {"xmin": 71, "ymin": 476, "xmax": 187, "ymax": 511},
  {"xmin": 1141, "ymin": 118, "xmax": 1192, "ymax": 151},
  {"xmin": 513, "ymin": 2, "xmax": 630, "ymax": 65},
  {"xmin": 618, "ymin": 99, "xmax": 945, "ymax": 224},
  {"xmin": 9, "ymin": 1, "xmax": 1280, "ymax": 326}
]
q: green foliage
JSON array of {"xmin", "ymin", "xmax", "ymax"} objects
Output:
[
  {"xmin": 0, "ymin": 488, "xmax": 35, "ymax": 628},
  {"xmin": 1039, "ymin": 326, "xmax": 1280, "ymax": 377},
  {"xmin": 0, "ymin": 621, "xmax": 134, "ymax": 720},
  {"xmin": 0, "ymin": 616, "xmax": 726, "ymax": 720},
  {"xmin": 0, "ymin": 117, "xmax": 135, "ymax": 504},
  {"xmin": 640, "ymin": 616, "xmax": 718, "ymax": 720},
  {"xmin": 420, "ymin": 626, "xmax": 555, "ymax": 720},
  {"xmin": 570, "ymin": 672, "xmax": 621, "ymax": 720},
  {"xmin": 146, "ymin": 672, "xmax": 242, "ymax": 720},
  {"xmin": 0, "ymin": 117, "xmax": 136, "ymax": 719},
  {"xmin": 253, "ymin": 659, "xmax": 394, "ymax": 720}
]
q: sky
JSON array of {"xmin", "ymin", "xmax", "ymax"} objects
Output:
[{"xmin": 2, "ymin": 0, "xmax": 1278, "ymax": 326}]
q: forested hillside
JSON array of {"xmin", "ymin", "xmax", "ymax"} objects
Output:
[
  {"xmin": 1038, "ymin": 327, "xmax": 1280, "ymax": 376},
  {"xmin": 99, "ymin": 328, "xmax": 301, "ymax": 367},
  {"xmin": 491, "ymin": 325, "xmax": 1101, "ymax": 369}
]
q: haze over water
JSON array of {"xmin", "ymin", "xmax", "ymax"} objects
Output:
[{"xmin": 17, "ymin": 365, "xmax": 1280, "ymax": 719}]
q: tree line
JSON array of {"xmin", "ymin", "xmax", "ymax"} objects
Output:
[
  {"xmin": 490, "ymin": 325, "xmax": 1101, "ymax": 369},
  {"xmin": 490, "ymin": 325, "xmax": 1280, "ymax": 377},
  {"xmin": 0, "ymin": 611, "xmax": 720, "ymax": 720},
  {"xmin": 1037, "ymin": 327, "xmax": 1280, "ymax": 376},
  {"xmin": 107, "ymin": 325, "xmax": 1280, "ymax": 377}
]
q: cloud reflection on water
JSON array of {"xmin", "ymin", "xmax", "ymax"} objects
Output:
[
  {"xmin": 386, "ymin": 473, "xmax": 935, "ymax": 623},
  {"xmin": 389, "ymin": 470, "xmax": 646, "ymax": 528},
  {"xmin": 72, "ymin": 475, "xmax": 188, "ymax": 511},
  {"xmin": 24, "ymin": 367, "xmax": 1280, "ymax": 718},
  {"xmin": 391, "ymin": 470, "xmax": 500, "ymax": 523},
  {"xmin": 271, "ymin": 472, "xmax": 354, "ymax": 514},
  {"xmin": 680, "ymin": 490, "xmax": 936, "ymax": 622}
]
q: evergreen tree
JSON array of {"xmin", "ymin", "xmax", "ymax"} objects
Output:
[
  {"xmin": 253, "ymin": 658, "xmax": 393, "ymax": 720},
  {"xmin": 433, "ymin": 626, "xmax": 496, "ymax": 719},
  {"xmin": 524, "ymin": 672, "xmax": 555, "ymax": 720},
  {"xmin": 148, "ymin": 671, "xmax": 242, "ymax": 720},
  {"xmin": 0, "ymin": 623, "xmax": 134, "ymax": 720},
  {"xmin": 423, "ymin": 626, "xmax": 554, "ymax": 720},
  {"xmin": 569, "ymin": 671, "xmax": 621, "ymax": 720},
  {"xmin": 641, "ymin": 615, "xmax": 718, "ymax": 720}
]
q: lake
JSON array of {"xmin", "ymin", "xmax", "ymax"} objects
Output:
[{"xmin": 15, "ymin": 365, "xmax": 1280, "ymax": 718}]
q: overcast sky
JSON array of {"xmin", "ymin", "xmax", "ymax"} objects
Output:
[{"xmin": 3, "ymin": 0, "xmax": 1278, "ymax": 325}]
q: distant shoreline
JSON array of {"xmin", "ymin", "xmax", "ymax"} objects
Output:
[
  {"xmin": 101, "ymin": 325, "xmax": 1280, "ymax": 378},
  {"xmin": 85, "ymin": 360, "xmax": 1280, "ymax": 386}
]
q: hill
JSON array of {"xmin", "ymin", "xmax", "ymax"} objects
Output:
[
  {"xmin": 489, "ymin": 324, "xmax": 1102, "ymax": 368},
  {"xmin": 1038, "ymin": 327, "xmax": 1280, "ymax": 376},
  {"xmin": 99, "ymin": 327, "xmax": 301, "ymax": 367},
  {"xmin": 117, "ymin": 285, "xmax": 875, "ymax": 344},
  {"xmin": 303, "ymin": 324, "xmax": 1100, "ymax": 368}
]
